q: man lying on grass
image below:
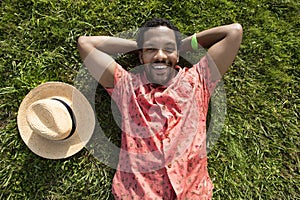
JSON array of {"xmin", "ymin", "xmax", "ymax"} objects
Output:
[{"xmin": 78, "ymin": 18, "xmax": 242, "ymax": 200}]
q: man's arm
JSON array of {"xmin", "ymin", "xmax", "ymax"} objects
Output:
[
  {"xmin": 77, "ymin": 36, "xmax": 137, "ymax": 87},
  {"xmin": 180, "ymin": 23, "xmax": 243, "ymax": 78}
]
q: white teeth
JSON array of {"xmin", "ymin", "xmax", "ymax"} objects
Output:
[{"xmin": 153, "ymin": 65, "xmax": 167, "ymax": 69}]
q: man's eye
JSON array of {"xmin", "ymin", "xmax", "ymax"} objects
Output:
[
  {"xmin": 145, "ymin": 48, "xmax": 157, "ymax": 52},
  {"xmin": 165, "ymin": 48, "xmax": 175, "ymax": 53}
]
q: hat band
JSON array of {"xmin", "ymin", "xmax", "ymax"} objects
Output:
[{"xmin": 51, "ymin": 98, "xmax": 76, "ymax": 140}]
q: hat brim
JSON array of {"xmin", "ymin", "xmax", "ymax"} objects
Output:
[{"xmin": 17, "ymin": 82, "xmax": 95, "ymax": 159}]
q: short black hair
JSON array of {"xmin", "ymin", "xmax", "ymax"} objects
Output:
[{"xmin": 136, "ymin": 18, "xmax": 181, "ymax": 50}]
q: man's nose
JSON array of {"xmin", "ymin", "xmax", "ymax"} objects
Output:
[{"xmin": 154, "ymin": 49, "xmax": 167, "ymax": 61}]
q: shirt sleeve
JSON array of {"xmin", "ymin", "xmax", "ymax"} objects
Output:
[
  {"xmin": 105, "ymin": 63, "xmax": 128, "ymax": 96},
  {"xmin": 195, "ymin": 55, "xmax": 220, "ymax": 96}
]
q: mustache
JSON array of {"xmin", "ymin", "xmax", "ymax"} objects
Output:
[{"xmin": 152, "ymin": 60, "xmax": 171, "ymax": 65}]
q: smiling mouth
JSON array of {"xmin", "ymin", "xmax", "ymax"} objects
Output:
[
  {"xmin": 150, "ymin": 62, "xmax": 170, "ymax": 70},
  {"xmin": 151, "ymin": 65, "xmax": 168, "ymax": 70}
]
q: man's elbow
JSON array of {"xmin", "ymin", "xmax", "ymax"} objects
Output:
[
  {"xmin": 77, "ymin": 36, "xmax": 92, "ymax": 60},
  {"xmin": 77, "ymin": 36, "xmax": 88, "ymax": 49},
  {"xmin": 232, "ymin": 23, "xmax": 243, "ymax": 37},
  {"xmin": 227, "ymin": 23, "xmax": 243, "ymax": 44}
]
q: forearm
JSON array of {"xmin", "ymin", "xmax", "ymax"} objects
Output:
[
  {"xmin": 180, "ymin": 23, "xmax": 242, "ymax": 52},
  {"xmin": 78, "ymin": 36, "xmax": 137, "ymax": 59}
]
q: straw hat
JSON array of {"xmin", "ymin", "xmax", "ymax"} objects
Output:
[{"xmin": 17, "ymin": 82, "xmax": 95, "ymax": 159}]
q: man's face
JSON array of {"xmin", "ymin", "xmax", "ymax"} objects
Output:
[{"xmin": 140, "ymin": 26, "xmax": 179, "ymax": 85}]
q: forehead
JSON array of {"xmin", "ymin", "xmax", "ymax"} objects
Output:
[{"xmin": 143, "ymin": 26, "xmax": 176, "ymax": 47}]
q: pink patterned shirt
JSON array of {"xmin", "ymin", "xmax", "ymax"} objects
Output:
[{"xmin": 106, "ymin": 56, "xmax": 218, "ymax": 200}]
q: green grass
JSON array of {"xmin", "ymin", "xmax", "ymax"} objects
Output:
[{"xmin": 1, "ymin": 0, "xmax": 299, "ymax": 199}]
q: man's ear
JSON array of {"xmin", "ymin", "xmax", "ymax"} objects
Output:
[{"xmin": 139, "ymin": 51, "xmax": 143, "ymax": 64}]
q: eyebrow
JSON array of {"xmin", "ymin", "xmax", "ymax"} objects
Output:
[{"xmin": 143, "ymin": 41, "xmax": 176, "ymax": 48}]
